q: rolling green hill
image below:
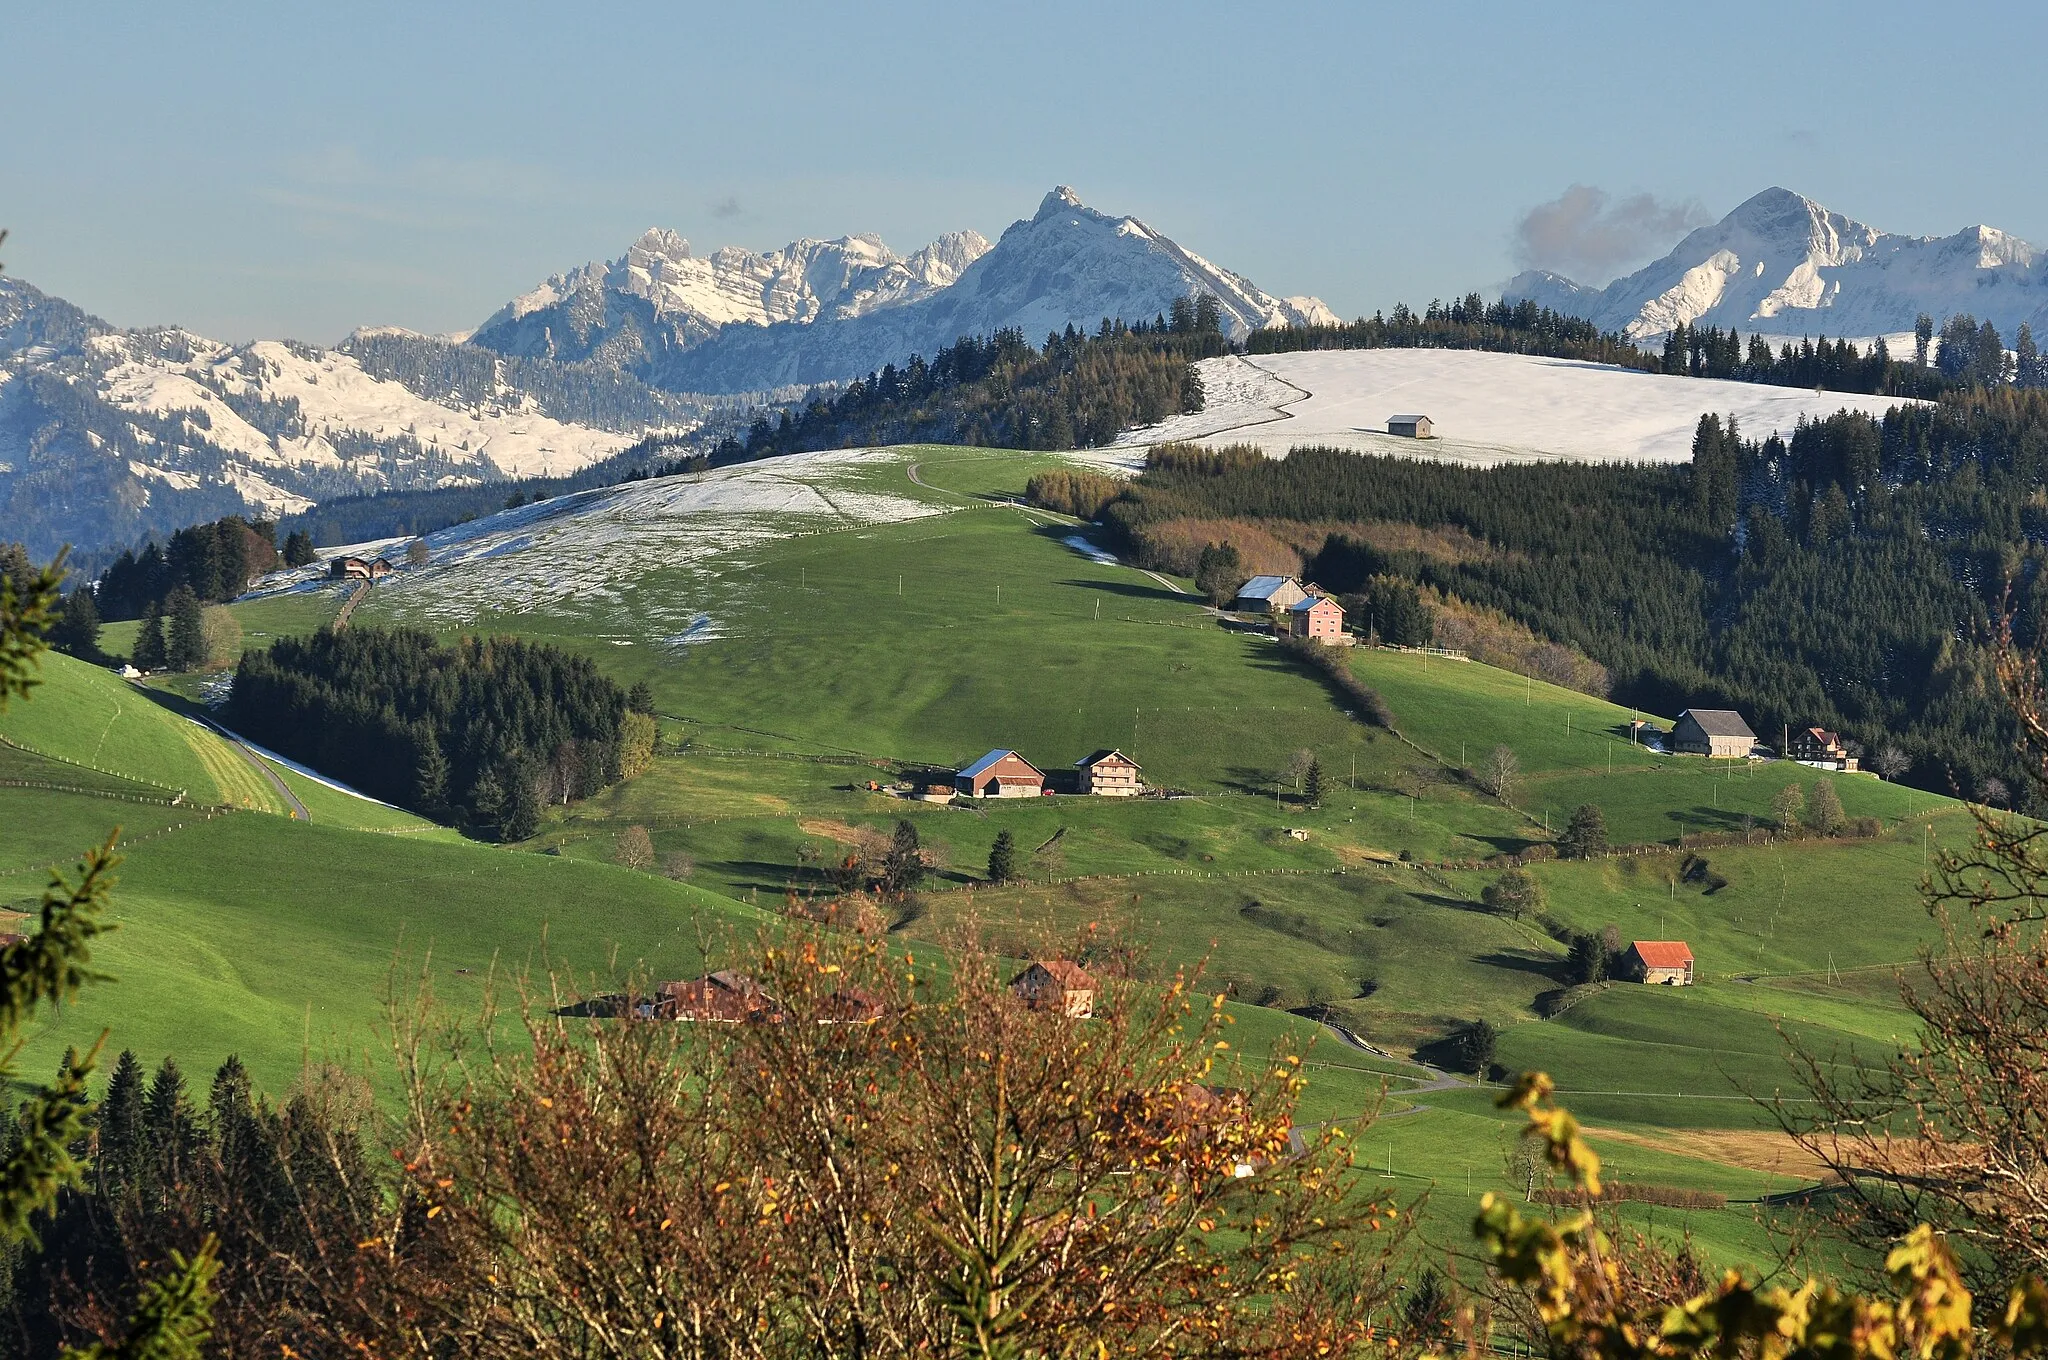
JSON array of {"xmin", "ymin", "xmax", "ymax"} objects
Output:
[{"xmin": 4, "ymin": 444, "xmax": 1973, "ymax": 1270}]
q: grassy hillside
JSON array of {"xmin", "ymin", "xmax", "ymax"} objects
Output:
[{"xmin": 7, "ymin": 444, "xmax": 1967, "ymax": 1272}]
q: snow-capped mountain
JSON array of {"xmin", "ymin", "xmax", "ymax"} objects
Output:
[
  {"xmin": 1507, "ymin": 187, "xmax": 2048, "ymax": 342},
  {"xmin": 0, "ymin": 277, "xmax": 711, "ymax": 557},
  {"xmin": 471, "ymin": 187, "xmax": 1337, "ymax": 393},
  {"xmin": 468, "ymin": 227, "xmax": 994, "ymax": 370}
]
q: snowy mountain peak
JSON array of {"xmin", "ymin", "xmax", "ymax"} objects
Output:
[
  {"xmin": 1508, "ymin": 187, "xmax": 2048, "ymax": 342},
  {"xmin": 469, "ymin": 187, "xmax": 1334, "ymax": 393},
  {"xmin": 1037, "ymin": 184, "xmax": 1088, "ymax": 220}
]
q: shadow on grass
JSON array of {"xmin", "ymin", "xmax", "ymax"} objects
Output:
[
  {"xmin": 1473, "ymin": 949, "xmax": 1570, "ymax": 984},
  {"xmin": 1053, "ymin": 576, "xmax": 1186, "ymax": 604}
]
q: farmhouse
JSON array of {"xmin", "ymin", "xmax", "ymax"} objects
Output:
[
  {"xmin": 647, "ymin": 970, "xmax": 781, "ymax": 1022},
  {"xmin": 1790, "ymin": 726, "xmax": 1857, "ymax": 770},
  {"xmin": 1386, "ymin": 414, "xmax": 1434, "ymax": 438},
  {"xmin": 1670, "ymin": 708, "xmax": 1756, "ymax": 759},
  {"xmin": 1229, "ymin": 575, "xmax": 1309, "ymax": 612},
  {"xmin": 1075, "ymin": 749, "xmax": 1143, "ymax": 796},
  {"xmin": 1289, "ymin": 594, "xmax": 1346, "ymax": 642},
  {"xmin": 956, "ymin": 749, "xmax": 1046, "ymax": 798},
  {"xmin": 329, "ymin": 555, "xmax": 394, "ymax": 581},
  {"xmin": 1011, "ymin": 960, "xmax": 1097, "ymax": 1018},
  {"xmin": 1619, "ymin": 941, "xmax": 1695, "ymax": 986}
]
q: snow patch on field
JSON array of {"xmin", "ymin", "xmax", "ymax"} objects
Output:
[
  {"xmin": 358, "ymin": 449, "xmax": 949, "ymax": 641},
  {"xmin": 1120, "ymin": 349, "xmax": 1916, "ymax": 465}
]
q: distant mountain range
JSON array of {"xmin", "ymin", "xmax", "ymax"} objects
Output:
[
  {"xmin": 1, "ymin": 186, "xmax": 1325, "ymax": 556},
  {"xmin": 468, "ymin": 186, "xmax": 1336, "ymax": 393},
  {"xmin": 1507, "ymin": 187, "xmax": 2048, "ymax": 342}
]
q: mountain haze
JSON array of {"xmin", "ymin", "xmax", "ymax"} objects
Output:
[{"xmin": 1507, "ymin": 187, "xmax": 2048, "ymax": 342}]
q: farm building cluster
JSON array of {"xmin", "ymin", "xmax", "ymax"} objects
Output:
[
  {"xmin": 329, "ymin": 554, "xmax": 394, "ymax": 581},
  {"xmin": 1227, "ymin": 576, "xmax": 1350, "ymax": 643},
  {"xmin": 633, "ymin": 959, "xmax": 1100, "ymax": 1022},
  {"xmin": 1640, "ymin": 710, "xmax": 1859, "ymax": 769},
  {"xmin": 934, "ymin": 748, "xmax": 1144, "ymax": 800}
]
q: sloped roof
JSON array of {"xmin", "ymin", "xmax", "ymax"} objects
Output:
[
  {"xmin": 1234, "ymin": 575, "xmax": 1298, "ymax": 601},
  {"xmin": 1631, "ymin": 940, "xmax": 1694, "ymax": 968},
  {"xmin": 959, "ymin": 748, "xmax": 1040, "ymax": 781},
  {"xmin": 1076, "ymin": 748, "xmax": 1141, "ymax": 769},
  {"xmin": 1019, "ymin": 959, "xmax": 1096, "ymax": 990},
  {"xmin": 1388, "ymin": 413, "xmax": 1430, "ymax": 423},
  {"xmin": 1678, "ymin": 708, "xmax": 1756, "ymax": 740},
  {"xmin": 1291, "ymin": 594, "xmax": 1341, "ymax": 612}
]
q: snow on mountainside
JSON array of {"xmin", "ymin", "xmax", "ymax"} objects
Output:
[
  {"xmin": 1507, "ymin": 187, "xmax": 2048, "ymax": 342},
  {"xmin": 471, "ymin": 187, "xmax": 1337, "ymax": 393},
  {"xmin": 469, "ymin": 227, "xmax": 994, "ymax": 368},
  {"xmin": 0, "ymin": 277, "xmax": 708, "ymax": 557}
]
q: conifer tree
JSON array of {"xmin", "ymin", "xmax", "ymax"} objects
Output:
[
  {"xmin": 1303, "ymin": 757, "xmax": 1325, "ymax": 808},
  {"xmin": 96, "ymin": 1049, "xmax": 146, "ymax": 1196},
  {"xmin": 884, "ymin": 819, "xmax": 926, "ymax": 896},
  {"xmin": 51, "ymin": 586, "xmax": 103, "ymax": 662},
  {"xmin": 165, "ymin": 585, "xmax": 206, "ymax": 671},
  {"xmin": 987, "ymin": 829, "xmax": 1017, "ymax": 884},
  {"xmin": 1558, "ymin": 804, "xmax": 1607, "ymax": 860},
  {"xmin": 282, "ymin": 528, "xmax": 318, "ymax": 568},
  {"xmin": 132, "ymin": 599, "xmax": 167, "ymax": 671}
]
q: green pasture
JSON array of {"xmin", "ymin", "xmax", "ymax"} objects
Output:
[{"xmin": 9, "ymin": 786, "xmax": 766, "ymax": 1094}]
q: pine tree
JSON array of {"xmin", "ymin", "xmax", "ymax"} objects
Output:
[
  {"xmin": 50, "ymin": 586, "xmax": 102, "ymax": 662},
  {"xmin": 96, "ymin": 1048, "xmax": 147, "ymax": 1195},
  {"xmin": 144, "ymin": 1056, "xmax": 196, "ymax": 1187},
  {"xmin": 133, "ymin": 599, "xmax": 167, "ymax": 671},
  {"xmin": 987, "ymin": 829, "xmax": 1017, "ymax": 884},
  {"xmin": 1567, "ymin": 931, "xmax": 1608, "ymax": 984},
  {"xmin": 1558, "ymin": 804, "xmax": 1607, "ymax": 860},
  {"xmin": 165, "ymin": 585, "xmax": 206, "ymax": 671},
  {"xmin": 884, "ymin": 819, "xmax": 926, "ymax": 896},
  {"xmin": 2018, "ymin": 324, "xmax": 2040, "ymax": 389},
  {"xmin": 282, "ymin": 528, "xmax": 318, "ymax": 568},
  {"xmin": 414, "ymin": 740, "xmax": 449, "ymax": 815},
  {"xmin": 1303, "ymin": 757, "xmax": 1325, "ymax": 808}
]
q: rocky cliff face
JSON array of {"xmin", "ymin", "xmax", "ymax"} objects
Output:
[{"xmin": 1507, "ymin": 187, "xmax": 2048, "ymax": 341}]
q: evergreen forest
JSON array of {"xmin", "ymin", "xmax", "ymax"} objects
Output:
[
  {"xmin": 226, "ymin": 626, "xmax": 653, "ymax": 838},
  {"xmin": 1036, "ymin": 389, "xmax": 2048, "ymax": 805}
]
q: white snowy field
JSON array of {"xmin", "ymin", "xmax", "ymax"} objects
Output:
[
  {"xmin": 1120, "ymin": 350, "xmax": 1916, "ymax": 465},
  {"xmin": 250, "ymin": 449, "xmax": 954, "ymax": 646}
]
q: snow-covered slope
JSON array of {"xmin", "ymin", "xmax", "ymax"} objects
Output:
[
  {"xmin": 472, "ymin": 187, "xmax": 1337, "ymax": 393},
  {"xmin": 260, "ymin": 448, "xmax": 953, "ymax": 646},
  {"xmin": 0, "ymin": 277, "xmax": 710, "ymax": 557},
  {"xmin": 1507, "ymin": 187, "xmax": 2048, "ymax": 342},
  {"xmin": 1121, "ymin": 350, "xmax": 1912, "ymax": 465}
]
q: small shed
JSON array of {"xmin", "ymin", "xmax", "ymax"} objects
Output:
[
  {"xmin": 1670, "ymin": 709, "xmax": 1756, "ymax": 759},
  {"xmin": 1012, "ymin": 960, "xmax": 1098, "ymax": 1018},
  {"xmin": 1229, "ymin": 575, "xmax": 1309, "ymax": 613},
  {"xmin": 1387, "ymin": 414, "xmax": 1434, "ymax": 439},
  {"xmin": 1620, "ymin": 941, "xmax": 1695, "ymax": 986},
  {"xmin": 1289, "ymin": 594, "xmax": 1346, "ymax": 642},
  {"xmin": 1075, "ymin": 749, "xmax": 1143, "ymax": 797},
  {"xmin": 956, "ymin": 749, "xmax": 1045, "ymax": 798}
]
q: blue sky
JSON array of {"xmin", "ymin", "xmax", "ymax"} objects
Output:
[{"xmin": 5, "ymin": 1, "xmax": 2044, "ymax": 344}]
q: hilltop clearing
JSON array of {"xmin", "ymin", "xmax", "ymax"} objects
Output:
[{"xmin": 1123, "ymin": 349, "xmax": 1911, "ymax": 463}]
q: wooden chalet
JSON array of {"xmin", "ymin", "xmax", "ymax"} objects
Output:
[
  {"xmin": 1619, "ymin": 941, "xmax": 1694, "ymax": 986},
  {"xmin": 1075, "ymin": 749, "xmax": 1143, "ymax": 797},
  {"xmin": 329, "ymin": 555, "xmax": 394, "ymax": 582},
  {"xmin": 956, "ymin": 749, "xmax": 1045, "ymax": 798},
  {"xmin": 1789, "ymin": 726, "xmax": 1857, "ymax": 770},
  {"xmin": 1011, "ymin": 960, "xmax": 1097, "ymax": 1018},
  {"xmin": 646, "ymin": 970, "xmax": 781, "ymax": 1022}
]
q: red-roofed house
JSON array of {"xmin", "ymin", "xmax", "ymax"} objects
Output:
[
  {"xmin": 1011, "ymin": 960, "xmax": 1097, "ymax": 1017},
  {"xmin": 1619, "ymin": 941, "xmax": 1694, "ymax": 986}
]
